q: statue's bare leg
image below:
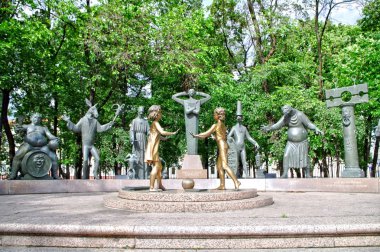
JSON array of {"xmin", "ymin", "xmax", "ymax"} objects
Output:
[
  {"xmin": 156, "ymin": 161, "xmax": 165, "ymax": 191},
  {"xmin": 281, "ymin": 147, "xmax": 290, "ymax": 178},
  {"xmin": 46, "ymin": 149, "xmax": 60, "ymax": 179},
  {"xmin": 82, "ymin": 146, "xmax": 90, "ymax": 179},
  {"xmin": 215, "ymin": 158, "xmax": 225, "ymax": 190},
  {"xmin": 304, "ymin": 166, "xmax": 311, "ymax": 178},
  {"xmin": 9, "ymin": 145, "xmax": 30, "ymax": 179},
  {"xmin": 91, "ymin": 147, "xmax": 100, "ymax": 179},
  {"xmin": 224, "ymin": 165, "xmax": 241, "ymax": 190},
  {"xmin": 241, "ymin": 149, "xmax": 249, "ymax": 178},
  {"xmin": 149, "ymin": 166, "xmax": 156, "ymax": 191},
  {"xmin": 149, "ymin": 161, "xmax": 165, "ymax": 192},
  {"xmin": 304, "ymin": 157, "xmax": 311, "ymax": 178}
]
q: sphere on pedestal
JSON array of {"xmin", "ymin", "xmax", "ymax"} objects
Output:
[{"xmin": 182, "ymin": 178, "xmax": 195, "ymax": 190}]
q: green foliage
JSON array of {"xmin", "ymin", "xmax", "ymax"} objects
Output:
[
  {"xmin": 1, "ymin": 0, "xmax": 378, "ymax": 178},
  {"xmin": 358, "ymin": 0, "xmax": 380, "ymax": 32},
  {"xmin": 99, "ymin": 128, "xmax": 131, "ymax": 173}
]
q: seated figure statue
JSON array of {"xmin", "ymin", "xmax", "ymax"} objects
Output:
[{"xmin": 9, "ymin": 113, "xmax": 60, "ymax": 180}]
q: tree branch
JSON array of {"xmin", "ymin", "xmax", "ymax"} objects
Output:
[{"xmin": 51, "ymin": 24, "xmax": 67, "ymax": 60}]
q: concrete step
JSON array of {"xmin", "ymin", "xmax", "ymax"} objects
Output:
[{"xmin": 1, "ymin": 222, "xmax": 379, "ymax": 249}]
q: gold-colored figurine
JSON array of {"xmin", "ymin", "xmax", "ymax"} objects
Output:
[
  {"xmin": 145, "ymin": 105, "xmax": 178, "ymax": 192},
  {"xmin": 191, "ymin": 107, "xmax": 241, "ymax": 190}
]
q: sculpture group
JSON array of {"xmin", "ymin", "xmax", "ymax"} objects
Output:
[{"xmin": 9, "ymin": 88, "xmax": 328, "ymax": 188}]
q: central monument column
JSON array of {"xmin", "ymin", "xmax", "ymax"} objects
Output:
[{"xmin": 172, "ymin": 89, "xmax": 210, "ymax": 179}]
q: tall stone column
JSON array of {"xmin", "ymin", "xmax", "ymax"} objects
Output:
[
  {"xmin": 341, "ymin": 105, "xmax": 364, "ymax": 177},
  {"xmin": 325, "ymin": 84, "xmax": 368, "ymax": 178}
]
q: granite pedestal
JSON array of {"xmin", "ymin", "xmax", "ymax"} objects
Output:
[
  {"xmin": 104, "ymin": 188, "xmax": 273, "ymax": 212},
  {"xmin": 176, "ymin": 154, "xmax": 207, "ymax": 179}
]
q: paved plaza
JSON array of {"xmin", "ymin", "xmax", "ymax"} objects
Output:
[{"xmin": 0, "ymin": 190, "xmax": 379, "ymax": 250}]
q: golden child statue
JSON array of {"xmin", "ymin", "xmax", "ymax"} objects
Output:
[
  {"xmin": 145, "ymin": 105, "xmax": 178, "ymax": 191},
  {"xmin": 191, "ymin": 107, "xmax": 241, "ymax": 190}
]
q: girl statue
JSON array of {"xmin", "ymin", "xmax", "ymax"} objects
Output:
[{"xmin": 145, "ymin": 105, "xmax": 178, "ymax": 191}]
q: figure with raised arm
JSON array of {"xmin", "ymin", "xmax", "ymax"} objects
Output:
[
  {"xmin": 191, "ymin": 108, "xmax": 241, "ymax": 190},
  {"xmin": 62, "ymin": 99, "xmax": 123, "ymax": 179},
  {"xmin": 228, "ymin": 101, "xmax": 260, "ymax": 178},
  {"xmin": 145, "ymin": 105, "xmax": 178, "ymax": 191},
  {"xmin": 261, "ymin": 105, "xmax": 323, "ymax": 178},
  {"xmin": 172, "ymin": 89, "xmax": 210, "ymax": 155}
]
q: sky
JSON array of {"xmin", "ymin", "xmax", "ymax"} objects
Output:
[
  {"xmin": 202, "ymin": 0, "xmax": 363, "ymax": 25},
  {"xmin": 330, "ymin": 3, "xmax": 362, "ymax": 25}
]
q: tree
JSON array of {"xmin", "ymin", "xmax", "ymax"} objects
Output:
[
  {"xmin": 210, "ymin": 0, "xmax": 291, "ymax": 92},
  {"xmin": 358, "ymin": 0, "xmax": 380, "ymax": 32},
  {"xmin": 311, "ymin": 0, "xmax": 357, "ymax": 98}
]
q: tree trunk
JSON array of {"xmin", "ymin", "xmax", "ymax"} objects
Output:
[
  {"xmin": 290, "ymin": 169, "xmax": 294, "ymax": 178},
  {"xmin": 295, "ymin": 168, "xmax": 301, "ymax": 178},
  {"xmin": 278, "ymin": 159, "xmax": 283, "ymax": 177},
  {"xmin": 371, "ymin": 137, "xmax": 379, "ymax": 178},
  {"xmin": 246, "ymin": 0, "xmax": 276, "ymax": 93},
  {"xmin": 334, "ymin": 143, "xmax": 340, "ymax": 177},
  {"xmin": 317, "ymin": 38, "xmax": 323, "ymax": 98},
  {"xmin": 1, "ymin": 89, "xmax": 15, "ymax": 166},
  {"xmin": 363, "ymin": 115, "xmax": 372, "ymax": 177},
  {"xmin": 53, "ymin": 94, "xmax": 62, "ymax": 178},
  {"xmin": 0, "ymin": 91, "xmax": 3, "ymax": 149},
  {"xmin": 114, "ymin": 162, "xmax": 121, "ymax": 176},
  {"xmin": 314, "ymin": 1, "xmax": 323, "ymax": 98},
  {"xmin": 75, "ymin": 135, "xmax": 82, "ymax": 179},
  {"xmin": 205, "ymin": 137, "xmax": 209, "ymax": 172},
  {"xmin": 322, "ymin": 155, "xmax": 329, "ymax": 177}
]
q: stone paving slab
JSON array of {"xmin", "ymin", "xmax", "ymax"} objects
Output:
[{"xmin": 0, "ymin": 191, "xmax": 379, "ymax": 249}]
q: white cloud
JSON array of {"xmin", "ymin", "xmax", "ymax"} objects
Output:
[{"xmin": 330, "ymin": 3, "xmax": 362, "ymax": 25}]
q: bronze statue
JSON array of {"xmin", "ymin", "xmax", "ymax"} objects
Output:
[
  {"xmin": 191, "ymin": 107, "xmax": 241, "ymax": 190},
  {"xmin": 9, "ymin": 113, "xmax": 60, "ymax": 180},
  {"xmin": 145, "ymin": 105, "xmax": 178, "ymax": 191},
  {"xmin": 172, "ymin": 89, "xmax": 210, "ymax": 155},
  {"xmin": 261, "ymin": 105, "xmax": 323, "ymax": 178},
  {"xmin": 129, "ymin": 106, "xmax": 150, "ymax": 179},
  {"xmin": 228, "ymin": 101, "xmax": 260, "ymax": 178},
  {"xmin": 62, "ymin": 99, "xmax": 123, "ymax": 179}
]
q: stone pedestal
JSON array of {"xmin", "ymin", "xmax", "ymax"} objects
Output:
[
  {"xmin": 341, "ymin": 168, "xmax": 365, "ymax": 178},
  {"xmin": 227, "ymin": 140, "xmax": 238, "ymax": 176},
  {"xmin": 255, "ymin": 169, "xmax": 266, "ymax": 178},
  {"xmin": 105, "ymin": 188, "xmax": 273, "ymax": 213},
  {"xmin": 176, "ymin": 154, "xmax": 207, "ymax": 179}
]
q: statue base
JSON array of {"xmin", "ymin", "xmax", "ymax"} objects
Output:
[
  {"xmin": 255, "ymin": 169, "xmax": 266, "ymax": 179},
  {"xmin": 176, "ymin": 154, "xmax": 207, "ymax": 179},
  {"xmin": 341, "ymin": 168, "xmax": 364, "ymax": 178},
  {"xmin": 21, "ymin": 174, "xmax": 53, "ymax": 180}
]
